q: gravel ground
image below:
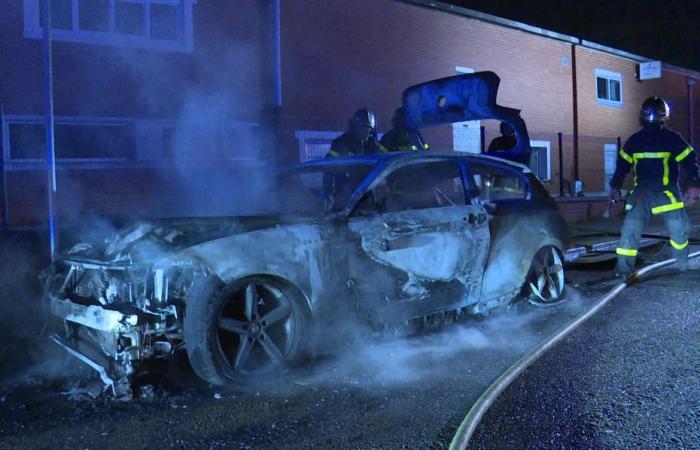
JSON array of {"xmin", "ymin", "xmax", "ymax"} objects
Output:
[{"xmin": 469, "ymin": 267, "xmax": 700, "ymax": 449}]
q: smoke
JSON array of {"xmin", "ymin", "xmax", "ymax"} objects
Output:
[
  {"xmin": 161, "ymin": 86, "xmax": 274, "ymax": 217},
  {"xmin": 0, "ymin": 231, "xmax": 88, "ymax": 387},
  {"xmin": 104, "ymin": 38, "xmax": 278, "ymax": 219},
  {"xmin": 293, "ymin": 306, "xmax": 545, "ymax": 389},
  {"xmin": 277, "ymin": 285, "xmax": 594, "ymax": 393}
]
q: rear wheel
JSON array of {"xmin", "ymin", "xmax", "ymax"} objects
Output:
[
  {"xmin": 184, "ymin": 276, "xmax": 308, "ymax": 385},
  {"xmin": 525, "ymin": 246, "xmax": 565, "ymax": 306}
]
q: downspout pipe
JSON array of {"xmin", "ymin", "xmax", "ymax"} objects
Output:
[
  {"xmin": 571, "ymin": 41, "xmax": 580, "ymax": 182},
  {"xmin": 42, "ymin": 0, "xmax": 58, "ymax": 262},
  {"xmin": 688, "ymin": 78, "xmax": 695, "ymax": 146},
  {"xmin": 270, "ymin": 0, "xmax": 282, "ymax": 167},
  {"xmin": 0, "ymin": 104, "xmax": 7, "ymax": 230},
  {"xmin": 273, "ymin": 0, "xmax": 282, "ymax": 109}
]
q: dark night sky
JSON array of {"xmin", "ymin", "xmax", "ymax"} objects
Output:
[{"xmin": 442, "ymin": 0, "xmax": 700, "ymax": 72}]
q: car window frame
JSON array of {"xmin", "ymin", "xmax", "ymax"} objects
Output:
[
  {"xmin": 348, "ymin": 156, "xmax": 470, "ymax": 218},
  {"xmin": 463, "ymin": 158, "xmax": 532, "ymax": 204}
]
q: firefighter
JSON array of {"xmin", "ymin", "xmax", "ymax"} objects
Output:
[
  {"xmin": 379, "ymin": 107, "xmax": 430, "ymax": 152},
  {"xmin": 322, "ymin": 109, "xmax": 378, "ymax": 204},
  {"xmin": 487, "ymin": 122, "xmax": 517, "ymax": 152},
  {"xmin": 610, "ymin": 96, "xmax": 700, "ymax": 276},
  {"xmin": 325, "ymin": 108, "xmax": 379, "ymax": 158}
]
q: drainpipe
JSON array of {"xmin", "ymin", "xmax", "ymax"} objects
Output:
[
  {"xmin": 0, "ymin": 104, "xmax": 6, "ymax": 230},
  {"xmin": 271, "ymin": 0, "xmax": 282, "ymax": 167},
  {"xmin": 42, "ymin": 0, "xmax": 58, "ymax": 261},
  {"xmin": 571, "ymin": 42, "xmax": 580, "ymax": 182},
  {"xmin": 688, "ymin": 78, "xmax": 696, "ymax": 145},
  {"xmin": 273, "ymin": 0, "xmax": 282, "ymax": 109}
]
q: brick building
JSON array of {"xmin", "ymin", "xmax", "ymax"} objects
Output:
[{"xmin": 1, "ymin": 0, "xmax": 699, "ymax": 228}]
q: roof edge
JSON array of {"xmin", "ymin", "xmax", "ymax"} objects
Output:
[
  {"xmin": 400, "ymin": 0, "xmax": 700, "ymax": 80},
  {"xmin": 399, "ymin": 0, "xmax": 579, "ymax": 44}
]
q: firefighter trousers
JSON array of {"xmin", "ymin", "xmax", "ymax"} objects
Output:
[{"xmin": 616, "ymin": 188, "xmax": 691, "ymax": 273}]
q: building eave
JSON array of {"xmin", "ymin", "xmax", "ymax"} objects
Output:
[{"xmin": 400, "ymin": 0, "xmax": 700, "ymax": 81}]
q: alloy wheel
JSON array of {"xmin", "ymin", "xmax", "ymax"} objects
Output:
[
  {"xmin": 527, "ymin": 246, "xmax": 565, "ymax": 306},
  {"xmin": 215, "ymin": 279, "xmax": 295, "ymax": 375}
]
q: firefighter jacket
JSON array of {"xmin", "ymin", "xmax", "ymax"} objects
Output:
[
  {"xmin": 378, "ymin": 129, "xmax": 429, "ymax": 152},
  {"xmin": 610, "ymin": 125, "xmax": 700, "ymax": 192},
  {"xmin": 326, "ymin": 132, "xmax": 378, "ymax": 158}
]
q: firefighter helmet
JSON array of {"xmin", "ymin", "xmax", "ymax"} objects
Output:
[
  {"xmin": 391, "ymin": 107, "xmax": 405, "ymax": 129},
  {"xmin": 350, "ymin": 108, "xmax": 376, "ymax": 130},
  {"xmin": 639, "ymin": 96, "xmax": 670, "ymax": 124}
]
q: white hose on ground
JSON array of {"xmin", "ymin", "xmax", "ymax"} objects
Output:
[{"xmin": 449, "ymin": 250, "xmax": 700, "ymax": 450}]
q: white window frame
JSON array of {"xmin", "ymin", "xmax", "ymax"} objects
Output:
[
  {"xmin": 295, "ymin": 130, "xmax": 343, "ymax": 162},
  {"xmin": 529, "ymin": 140, "xmax": 551, "ymax": 181},
  {"xmin": 2, "ymin": 115, "xmax": 266, "ymax": 170},
  {"xmin": 23, "ymin": 0, "xmax": 197, "ymax": 53},
  {"xmin": 1, "ymin": 114, "xmax": 186, "ymax": 171},
  {"xmin": 595, "ymin": 68, "xmax": 623, "ymax": 107}
]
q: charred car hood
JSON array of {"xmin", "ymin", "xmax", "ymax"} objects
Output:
[{"xmin": 71, "ymin": 215, "xmax": 314, "ymax": 263}]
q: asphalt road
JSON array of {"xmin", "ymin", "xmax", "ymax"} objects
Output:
[
  {"xmin": 0, "ymin": 280, "xmax": 602, "ymax": 449},
  {"xmin": 469, "ymin": 264, "xmax": 700, "ymax": 449}
]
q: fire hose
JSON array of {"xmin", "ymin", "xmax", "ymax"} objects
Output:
[{"xmin": 449, "ymin": 249, "xmax": 700, "ymax": 449}]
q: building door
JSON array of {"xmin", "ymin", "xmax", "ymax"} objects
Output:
[
  {"xmin": 452, "ymin": 66, "xmax": 481, "ymax": 154},
  {"xmin": 604, "ymin": 143, "xmax": 617, "ymax": 193}
]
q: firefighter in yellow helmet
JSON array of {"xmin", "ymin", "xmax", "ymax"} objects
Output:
[
  {"xmin": 610, "ymin": 96, "xmax": 700, "ymax": 276},
  {"xmin": 325, "ymin": 109, "xmax": 379, "ymax": 158},
  {"xmin": 379, "ymin": 107, "xmax": 429, "ymax": 152}
]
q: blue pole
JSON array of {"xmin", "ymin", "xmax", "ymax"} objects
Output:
[
  {"xmin": 0, "ymin": 104, "xmax": 8, "ymax": 229},
  {"xmin": 273, "ymin": 0, "xmax": 282, "ymax": 108},
  {"xmin": 42, "ymin": 0, "xmax": 57, "ymax": 261}
]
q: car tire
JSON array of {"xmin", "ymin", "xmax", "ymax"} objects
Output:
[
  {"xmin": 184, "ymin": 275, "xmax": 309, "ymax": 386},
  {"xmin": 524, "ymin": 246, "xmax": 566, "ymax": 306}
]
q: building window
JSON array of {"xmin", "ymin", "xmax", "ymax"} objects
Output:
[
  {"xmin": 595, "ymin": 69, "xmax": 623, "ymax": 106},
  {"xmin": 23, "ymin": 0, "xmax": 197, "ymax": 53},
  {"xmin": 529, "ymin": 140, "xmax": 551, "ymax": 181},
  {"xmin": 295, "ymin": 130, "xmax": 343, "ymax": 162},
  {"xmin": 8, "ymin": 122, "xmax": 135, "ymax": 160},
  {"xmin": 2, "ymin": 115, "xmax": 265, "ymax": 175}
]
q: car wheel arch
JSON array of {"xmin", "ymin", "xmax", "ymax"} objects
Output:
[
  {"xmin": 183, "ymin": 273, "xmax": 314, "ymax": 386},
  {"xmin": 480, "ymin": 232, "xmax": 565, "ymax": 303}
]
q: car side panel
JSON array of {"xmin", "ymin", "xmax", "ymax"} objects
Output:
[{"xmin": 181, "ymin": 223, "xmax": 342, "ymax": 313}]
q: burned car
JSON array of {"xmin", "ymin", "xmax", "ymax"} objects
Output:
[
  {"xmin": 45, "ymin": 152, "xmax": 567, "ymax": 392},
  {"xmin": 44, "ymin": 72, "xmax": 568, "ymax": 393}
]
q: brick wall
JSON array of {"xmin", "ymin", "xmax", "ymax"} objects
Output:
[
  {"xmin": 2, "ymin": 0, "xmax": 699, "ymax": 228},
  {"xmin": 0, "ymin": 1, "xmax": 275, "ymax": 227},
  {"xmin": 575, "ymin": 46, "xmax": 694, "ymax": 192},
  {"xmin": 0, "ymin": 1, "xmax": 273, "ymax": 120},
  {"xmin": 279, "ymin": 0, "xmax": 575, "ymax": 167}
]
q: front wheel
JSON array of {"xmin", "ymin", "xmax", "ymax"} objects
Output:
[
  {"xmin": 525, "ymin": 246, "xmax": 566, "ymax": 306},
  {"xmin": 184, "ymin": 276, "xmax": 309, "ymax": 386}
]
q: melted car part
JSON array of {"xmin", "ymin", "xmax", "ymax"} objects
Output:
[
  {"xmin": 401, "ymin": 71, "xmax": 532, "ymax": 164},
  {"xmin": 50, "ymin": 334, "xmax": 117, "ymax": 396},
  {"xmin": 47, "ymin": 256, "xmax": 200, "ymax": 393}
]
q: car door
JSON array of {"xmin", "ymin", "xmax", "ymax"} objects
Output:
[{"xmin": 347, "ymin": 158, "xmax": 490, "ymax": 318}]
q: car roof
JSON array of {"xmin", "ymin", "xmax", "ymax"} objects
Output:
[{"xmin": 289, "ymin": 151, "xmax": 532, "ymax": 174}]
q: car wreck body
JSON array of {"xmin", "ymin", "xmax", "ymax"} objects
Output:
[
  {"xmin": 44, "ymin": 72, "xmax": 569, "ymax": 392},
  {"xmin": 45, "ymin": 152, "xmax": 568, "ymax": 392}
]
